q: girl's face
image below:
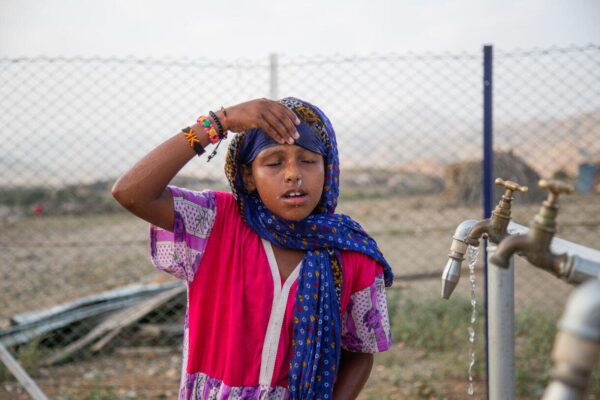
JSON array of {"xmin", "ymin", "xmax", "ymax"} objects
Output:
[{"xmin": 243, "ymin": 144, "xmax": 325, "ymax": 221}]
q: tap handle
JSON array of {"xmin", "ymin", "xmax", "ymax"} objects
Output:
[
  {"xmin": 495, "ymin": 178, "xmax": 528, "ymax": 196},
  {"xmin": 539, "ymin": 179, "xmax": 574, "ymax": 206}
]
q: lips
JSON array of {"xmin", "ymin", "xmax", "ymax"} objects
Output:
[
  {"xmin": 280, "ymin": 189, "xmax": 308, "ymax": 205},
  {"xmin": 282, "ymin": 188, "xmax": 307, "ymax": 198}
]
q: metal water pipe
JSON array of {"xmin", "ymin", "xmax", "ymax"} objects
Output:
[
  {"xmin": 447, "ymin": 178, "xmax": 600, "ymax": 400},
  {"xmin": 488, "ymin": 179, "xmax": 600, "ymax": 399},
  {"xmin": 442, "ymin": 178, "xmax": 527, "ymax": 400},
  {"xmin": 542, "ymin": 278, "xmax": 600, "ymax": 400}
]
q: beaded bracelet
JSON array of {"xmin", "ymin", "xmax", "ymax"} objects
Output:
[
  {"xmin": 182, "ymin": 127, "xmax": 205, "ymax": 156},
  {"xmin": 208, "ymin": 110, "xmax": 226, "ymax": 139},
  {"xmin": 197, "ymin": 115, "xmax": 220, "ymax": 144}
]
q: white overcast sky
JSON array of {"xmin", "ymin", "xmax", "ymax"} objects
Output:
[{"xmin": 1, "ymin": 0, "xmax": 598, "ymax": 58}]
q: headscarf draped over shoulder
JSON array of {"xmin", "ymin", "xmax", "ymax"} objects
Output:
[{"xmin": 224, "ymin": 97, "xmax": 393, "ymax": 400}]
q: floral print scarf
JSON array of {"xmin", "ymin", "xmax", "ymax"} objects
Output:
[{"xmin": 225, "ymin": 97, "xmax": 393, "ymax": 399}]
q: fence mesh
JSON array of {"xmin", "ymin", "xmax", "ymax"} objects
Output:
[
  {"xmin": 1, "ymin": 45, "xmax": 599, "ymax": 398},
  {"xmin": 495, "ymin": 46, "xmax": 600, "ymax": 314}
]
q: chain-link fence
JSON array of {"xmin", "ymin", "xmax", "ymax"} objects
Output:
[
  {"xmin": 495, "ymin": 46, "xmax": 600, "ymax": 315},
  {"xmin": 0, "ymin": 45, "xmax": 599, "ymax": 398}
]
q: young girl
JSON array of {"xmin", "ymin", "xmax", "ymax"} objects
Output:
[{"xmin": 112, "ymin": 97, "xmax": 394, "ymax": 400}]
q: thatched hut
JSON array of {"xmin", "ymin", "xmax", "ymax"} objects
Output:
[{"xmin": 445, "ymin": 151, "xmax": 546, "ymax": 205}]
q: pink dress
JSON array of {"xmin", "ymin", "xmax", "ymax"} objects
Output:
[{"xmin": 150, "ymin": 187, "xmax": 392, "ymax": 400}]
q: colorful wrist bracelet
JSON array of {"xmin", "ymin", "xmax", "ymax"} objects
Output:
[
  {"xmin": 182, "ymin": 127, "xmax": 205, "ymax": 156},
  {"xmin": 197, "ymin": 115, "xmax": 220, "ymax": 144},
  {"xmin": 208, "ymin": 110, "xmax": 226, "ymax": 139}
]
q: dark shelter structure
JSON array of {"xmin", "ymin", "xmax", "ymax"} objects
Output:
[{"xmin": 445, "ymin": 151, "xmax": 546, "ymax": 205}]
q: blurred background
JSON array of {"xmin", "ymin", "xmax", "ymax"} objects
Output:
[{"xmin": 1, "ymin": 1, "xmax": 599, "ymax": 399}]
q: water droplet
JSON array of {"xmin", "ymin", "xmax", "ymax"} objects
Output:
[
  {"xmin": 468, "ymin": 383, "xmax": 475, "ymax": 395},
  {"xmin": 468, "ymin": 326, "xmax": 475, "ymax": 343}
]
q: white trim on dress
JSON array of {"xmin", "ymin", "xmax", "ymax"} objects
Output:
[{"xmin": 259, "ymin": 240, "xmax": 301, "ymax": 386}]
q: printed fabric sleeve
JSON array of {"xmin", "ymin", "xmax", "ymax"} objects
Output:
[
  {"xmin": 341, "ymin": 273, "xmax": 392, "ymax": 353},
  {"xmin": 149, "ymin": 187, "xmax": 216, "ymax": 282}
]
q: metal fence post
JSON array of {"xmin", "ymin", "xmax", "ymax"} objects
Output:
[
  {"xmin": 483, "ymin": 43, "xmax": 493, "ymax": 400},
  {"xmin": 269, "ymin": 53, "xmax": 278, "ymax": 99}
]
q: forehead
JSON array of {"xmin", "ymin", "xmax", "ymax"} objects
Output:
[{"xmin": 255, "ymin": 144, "xmax": 322, "ymax": 159}]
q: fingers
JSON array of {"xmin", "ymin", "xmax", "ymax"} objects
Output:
[
  {"xmin": 264, "ymin": 109, "xmax": 299, "ymax": 144},
  {"xmin": 233, "ymin": 98, "xmax": 303, "ymax": 143},
  {"xmin": 257, "ymin": 115, "xmax": 289, "ymax": 144},
  {"xmin": 257, "ymin": 116, "xmax": 287, "ymax": 144},
  {"xmin": 279, "ymin": 106, "xmax": 302, "ymax": 135},
  {"xmin": 283, "ymin": 106, "xmax": 301, "ymax": 126}
]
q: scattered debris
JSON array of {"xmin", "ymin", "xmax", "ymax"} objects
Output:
[
  {"xmin": 43, "ymin": 283, "xmax": 185, "ymax": 365},
  {"xmin": 0, "ymin": 342, "xmax": 49, "ymax": 400},
  {"xmin": 0, "ymin": 280, "xmax": 185, "ymax": 367}
]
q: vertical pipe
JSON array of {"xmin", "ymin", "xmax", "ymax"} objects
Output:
[
  {"xmin": 487, "ymin": 246, "xmax": 515, "ymax": 400},
  {"xmin": 269, "ymin": 53, "xmax": 278, "ymax": 99},
  {"xmin": 483, "ymin": 44, "xmax": 494, "ymax": 400}
]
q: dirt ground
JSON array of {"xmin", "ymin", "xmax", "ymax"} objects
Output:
[
  {"xmin": 1, "ymin": 344, "xmax": 489, "ymax": 400},
  {"xmin": 1, "ymin": 191, "xmax": 599, "ymax": 398}
]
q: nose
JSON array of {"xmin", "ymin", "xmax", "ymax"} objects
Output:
[{"xmin": 284, "ymin": 161, "xmax": 302, "ymax": 184}]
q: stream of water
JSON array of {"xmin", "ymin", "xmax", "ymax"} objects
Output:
[{"xmin": 466, "ymin": 244, "xmax": 480, "ymax": 396}]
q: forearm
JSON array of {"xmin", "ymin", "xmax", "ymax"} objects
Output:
[
  {"xmin": 111, "ymin": 119, "xmax": 216, "ymax": 230},
  {"xmin": 333, "ymin": 351, "xmax": 374, "ymax": 400},
  {"xmin": 112, "ymin": 124, "xmax": 204, "ymax": 207}
]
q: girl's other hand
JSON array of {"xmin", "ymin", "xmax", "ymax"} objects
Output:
[{"xmin": 225, "ymin": 98, "xmax": 301, "ymax": 144}]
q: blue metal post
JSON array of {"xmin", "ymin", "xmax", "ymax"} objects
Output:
[{"xmin": 483, "ymin": 44, "xmax": 493, "ymax": 400}]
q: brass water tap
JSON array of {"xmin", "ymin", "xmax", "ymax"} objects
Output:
[
  {"xmin": 490, "ymin": 179, "xmax": 574, "ymax": 276},
  {"xmin": 441, "ymin": 178, "xmax": 527, "ymax": 299},
  {"xmin": 533, "ymin": 179, "xmax": 573, "ymax": 233},
  {"xmin": 466, "ymin": 178, "xmax": 528, "ymax": 246}
]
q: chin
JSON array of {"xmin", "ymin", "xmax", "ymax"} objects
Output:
[{"xmin": 281, "ymin": 211, "xmax": 311, "ymax": 222}]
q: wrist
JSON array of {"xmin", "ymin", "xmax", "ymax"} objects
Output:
[
  {"xmin": 217, "ymin": 106, "xmax": 230, "ymax": 132},
  {"xmin": 220, "ymin": 104, "xmax": 242, "ymax": 133},
  {"xmin": 190, "ymin": 123, "xmax": 212, "ymax": 145},
  {"xmin": 181, "ymin": 125, "xmax": 210, "ymax": 157}
]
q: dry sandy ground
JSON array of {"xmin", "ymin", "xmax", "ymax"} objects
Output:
[{"xmin": 1, "ymin": 192, "xmax": 599, "ymax": 398}]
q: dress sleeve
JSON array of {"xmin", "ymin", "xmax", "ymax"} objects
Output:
[
  {"xmin": 149, "ymin": 187, "xmax": 216, "ymax": 282},
  {"xmin": 341, "ymin": 273, "xmax": 392, "ymax": 353}
]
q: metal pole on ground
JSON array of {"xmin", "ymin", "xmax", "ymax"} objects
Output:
[{"xmin": 0, "ymin": 342, "xmax": 49, "ymax": 400}]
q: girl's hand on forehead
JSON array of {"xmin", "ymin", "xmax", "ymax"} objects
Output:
[{"xmin": 225, "ymin": 98, "xmax": 301, "ymax": 144}]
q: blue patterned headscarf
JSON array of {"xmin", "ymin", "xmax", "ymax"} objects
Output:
[{"xmin": 225, "ymin": 97, "xmax": 393, "ymax": 399}]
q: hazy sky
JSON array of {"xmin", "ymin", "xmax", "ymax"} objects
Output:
[{"xmin": 1, "ymin": 0, "xmax": 598, "ymax": 58}]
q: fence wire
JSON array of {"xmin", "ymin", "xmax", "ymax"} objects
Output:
[{"xmin": 0, "ymin": 45, "xmax": 599, "ymax": 398}]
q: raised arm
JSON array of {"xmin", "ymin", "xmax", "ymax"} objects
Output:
[{"xmin": 111, "ymin": 98, "xmax": 301, "ymax": 231}]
